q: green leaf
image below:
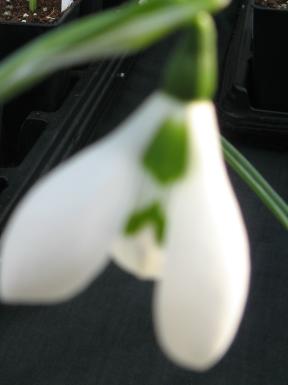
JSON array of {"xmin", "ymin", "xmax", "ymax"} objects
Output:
[
  {"xmin": 125, "ymin": 201, "xmax": 166, "ymax": 243},
  {"xmin": 222, "ymin": 137, "xmax": 288, "ymax": 230},
  {"xmin": 142, "ymin": 116, "xmax": 189, "ymax": 185},
  {"xmin": 0, "ymin": 0, "xmax": 229, "ymax": 103}
]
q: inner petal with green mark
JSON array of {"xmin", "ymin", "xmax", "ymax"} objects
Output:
[{"xmin": 124, "ymin": 201, "xmax": 166, "ymax": 244}]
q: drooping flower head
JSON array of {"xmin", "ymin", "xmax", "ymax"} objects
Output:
[{"xmin": 0, "ymin": 12, "xmax": 250, "ymax": 372}]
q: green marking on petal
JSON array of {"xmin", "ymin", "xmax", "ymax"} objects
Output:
[
  {"xmin": 142, "ymin": 117, "xmax": 189, "ymax": 185},
  {"xmin": 124, "ymin": 202, "xmax": 166, "ymax": 243}
]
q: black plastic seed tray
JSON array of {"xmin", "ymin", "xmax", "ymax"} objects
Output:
[
  {"xmin": 216, "ymin": 0, "xmax": 288, "ymax": 149},
  {"xmin": 0, "ymin": 57, "xmax": 135, "ymax": 233}
]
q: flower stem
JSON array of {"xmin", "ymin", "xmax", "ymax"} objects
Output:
[
  {"xmin": 163, "ymin": 12, "xmax": 217, "ymax": 101},
  {"xmin": 222, "ymin": 137, "xmax": 288, "ymax": 230}
]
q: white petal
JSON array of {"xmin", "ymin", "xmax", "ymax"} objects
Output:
[
  {"xmin": 0, "ymin": 92, "xmax": 176, "ymax": 304},
  {"xmin": 154, "ymin": 101, "xmax": 250, "ymax": 371}
]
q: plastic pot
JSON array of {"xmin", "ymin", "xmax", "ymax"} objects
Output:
[
  {"xmin": 0, "ymin": 0, "xmax": 103, "ymax": 163},
  {"xmin": 0, "ymin": 1, "xmax": 82, "ymax": 56},
  {"xmin": 103, "ymin": 0, "xmax": 128, "ymax": 9},
  {"xmin": 216, "ymin": 0, "xmax": 288, "ymax": 147},
  {"xmin": 252, "ymin": 2, "xmax": 288, "ymax": 112},
  {"xmin": 0, "ymin": 57, "xmax": 134, "ymax": 231},
  {"xmin": 0, "ymin": 0, "xmax": 103, "ymax": 110},
  {"xmin": 80, "ymin": 0, "xmax": 103, "ymax": 15}
]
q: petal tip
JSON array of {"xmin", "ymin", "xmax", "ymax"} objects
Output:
[{"xmin": 154, "ymin": 326, "xmax": 231, "ymax": 372}]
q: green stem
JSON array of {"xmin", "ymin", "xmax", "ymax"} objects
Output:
[
  {"xmin": 163, "ymin": 12, "xmax": 217, "ymax": 101},
  {"xmin": 29, "ymin": 0, "xmax": 37, "ymax": 12},
  {"xmin": 222, "ymin": 137, "xmax": 288, "ymax": 230}
]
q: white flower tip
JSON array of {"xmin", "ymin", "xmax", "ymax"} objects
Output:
[
  {"xmin": 0, "ymin": 199, "xmax": 106, "ymax": 305},
  {"xmin": 155, "ymin": 317, "xmax": 240, "ymax": 372},
  {"xmin": 0, "ymin": 231, "xmax": 104, "ymax": 304}
]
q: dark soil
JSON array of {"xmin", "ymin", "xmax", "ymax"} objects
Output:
[
  {"xmin": 256, "ymin": 0, "xmax": 288, "ymax": 9},
  {"xmin": 0, "ymin": 0, "xmax": 74, "ymax": 23}
]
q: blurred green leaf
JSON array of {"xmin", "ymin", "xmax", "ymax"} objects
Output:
[
  {"xmin": 0, "ymin": 0, "xmax": 229, "ymax": 102},
  {"xmin": 222, "ymin": 137, "xmax": 288, "ymax": 230}
]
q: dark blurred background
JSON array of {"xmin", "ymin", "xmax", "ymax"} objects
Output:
[{"xmin": 1, "ymin": 1, "xmax": 288, "ymax": 384}]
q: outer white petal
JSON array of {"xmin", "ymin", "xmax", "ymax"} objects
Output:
[
  {"xmin": 0, "ymin": 92, "xmax": 175, "ymax": 304},
  {"xmin": 154, "ymin": 101, "xmax": 250, "ymax": 371}
]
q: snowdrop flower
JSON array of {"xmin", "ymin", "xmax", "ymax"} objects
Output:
[
  {"xmin": 0, "ymin": 91, "xmax": 249, "ymax": 371},
  {"xmin": 0, "ymin": 11, "xmax": 250, "ymax": 372}
]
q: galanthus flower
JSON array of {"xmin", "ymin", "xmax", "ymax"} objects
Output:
[
  {"xmin": 0, "ymin": 92, "xmax": 250, "ymax": 370},
  {"xmin": 0, "ymin": 13, "xmax": 250, "ymax": 372}
]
